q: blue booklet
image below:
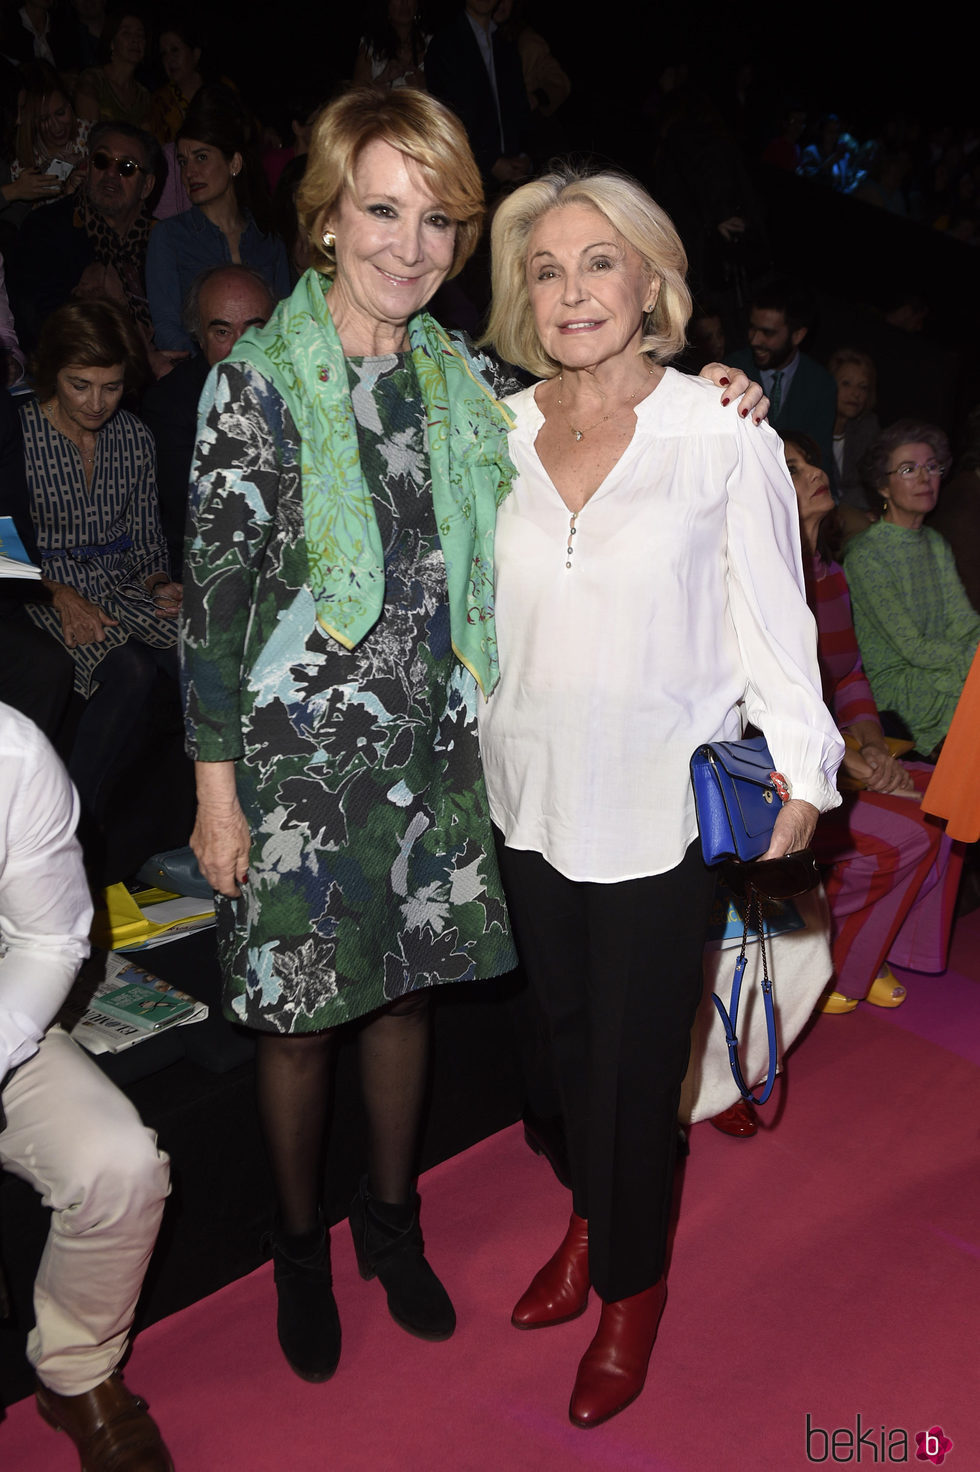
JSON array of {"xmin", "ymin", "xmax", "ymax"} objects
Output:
[{"xmin": 0, "ymin": 516, "xmax": 40, "ymax": 579}]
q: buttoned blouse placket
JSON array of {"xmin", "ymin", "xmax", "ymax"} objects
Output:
[{"xmin": 565, "ymin": 508, "xmax": 579, "ymax": 569}]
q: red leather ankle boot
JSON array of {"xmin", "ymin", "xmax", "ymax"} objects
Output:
[
  {"xmin": 511, "ymin": 1211, "xmax": 589, "ymax": 1329},
  {"xmin": 568, "ymin": 1279, "xmax": 667, "ymax": 1427}
]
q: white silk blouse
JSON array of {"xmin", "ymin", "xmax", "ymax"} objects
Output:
[{"xmin": 478, "ymin": 368, "xmax": 844, "ymax": 882}]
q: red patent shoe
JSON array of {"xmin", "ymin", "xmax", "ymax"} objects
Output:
[
  {"xmin": 512, "ymin": 1211, "xmax": 589, "ymax": 1329},
  {"xmin": 569, "ymin": 1280, "xmax": 667, "ymax": 1428},
  {"xmin": 709, "ymin": 1099, "xmax": 758, "ymax": 1137}
]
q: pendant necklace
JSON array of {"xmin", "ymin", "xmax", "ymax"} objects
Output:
[{"xmin": 556, "ymin": 367, "xmax": 654, "ymax": 442}]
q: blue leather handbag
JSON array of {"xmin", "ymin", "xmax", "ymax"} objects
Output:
[
  {"xmin": 690, "ymin": 735, "xmax": 819, "ymax": 1106},
  {"xmin": 689, "ymin": 735, "xmax": 780, "ymax": 864}
]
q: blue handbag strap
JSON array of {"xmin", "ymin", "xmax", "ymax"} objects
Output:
[{"xmin": 711, "ymin": 887, "xmax": 777, "ymax": 1106}]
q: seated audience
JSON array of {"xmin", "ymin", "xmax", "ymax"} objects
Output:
[
  {"xmin": 728, "ymin": 279, "xmax": 837, "ymax": 473},
  {"xmin": 152, "ymin": 139, "xmax": 190, "ymax": 219},
  {"xmin": 8, "ymin": 61, "xmax": 91, "ymax": 206},
  {"xmin": 0, "ymin": 388, "xmax": 75, "ymax": 738},
  {"xmin": 760, "ymin": 105, "xmax": 806, "ymax": 171},
  {"xmin": 145, "ymin": 85, "xmax": 288, "ymax": 351},
  {"xmin": 852, "ymin": 147, "xmax": 910, "ymax": 216},
  {"xmin": 260, "ymin": 87, "xmax": 320, "ymax": 195},
  {"xmin": 798, "ymin": 113, "xmax": 852, "ymax": 191},
  {"xmin": 7, "ymin": 0, "xmax": 56, "ymax": 63},
  {"xmin": 353, "ymin": 0, "xmax": 430, "ymax": 92},
  {"xmin": 48, "ymin": 0, "xmax": 106, "ymax": 74},
  {"xmin": 7, "ymin": 119, "xmax": 165, "ymax": 368},
  {"xmin": 828, "ymin": 345, "xmax": 880, "ymax": 532},
  {"xmin": 783, "ymin": 431, "xmax": 963, "ymax": 1015},
  {"xmin": 0, "ymin": 699, "xmax": 172, "ymax": 1472},
  {"xmin": 425, "ymin": 0, "xmax": 531, "ymax": 191},
  {"xmin": 493, "ymin": 0, "xmax": 570, "ymax": 124},
  {"xmin": 141, "ymin": 262, "xmax": 275, "ymax": 574},
  {"xmin": 19, "ymin": 299, "xmax": 181, "ymax": 844},
  {"xmin": 149, "ymin": 15, "xmax": 205, "ymax": 142},
  {"xmin": 73, "ymin": 9, "xmax": 151, "ymax": 128},
  {"xmin": 845, "ymin": 420, "xmax": 980, "ymax": 758}
]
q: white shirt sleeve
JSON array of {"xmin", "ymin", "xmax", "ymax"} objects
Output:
[
  {"xmin": 723, "ymin": 418, "xmax": 844, "ymax": 810},
  {"xmin": 0, "ymin": 704, "xmax": 92, "ymax": 1082}
]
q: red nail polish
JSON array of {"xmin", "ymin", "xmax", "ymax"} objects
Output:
[
  {"xmin": 721, "ymin": 396, "xmax": 730, "ymax": 406},
  {"xmin": 719, "ymin": 376, "xmax": 731, "ymax": 385},
  {"xmin": 740, "ymin": 408, "xmax": 749, "ymax": 418}
]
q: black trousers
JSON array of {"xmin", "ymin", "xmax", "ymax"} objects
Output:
[
  {"xmin": 494, "ymin": 831, "xmax": 715, "ymax": 1301},
  {"xmin": 0, "ymin": 609, "xmax": 74, "ymax": 743}
]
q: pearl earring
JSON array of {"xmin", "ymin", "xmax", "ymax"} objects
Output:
[{"xmin": 322, "ymin": 231, "xmax": 336, "ymax": 249}]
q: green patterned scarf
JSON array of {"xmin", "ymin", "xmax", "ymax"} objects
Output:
[{"xmin": 227, "ymin": 270, "xmax": 514, "ymax": 695}]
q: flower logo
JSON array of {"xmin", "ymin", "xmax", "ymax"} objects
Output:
[{"xmin": 915, "ymin": 1426, "xmax": 954, "ymax": 1465}]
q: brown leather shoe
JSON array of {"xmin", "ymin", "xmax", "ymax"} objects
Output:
[
  {"xmin": 569, "ymin": 1280, "xmax": 667, "ymax": 1428},
  {"xmin": 36, "ymin": 1371, "xmax": 173, "ymax": 1471},
  {"xmin": 709, "ymin": 1099, "xmax": 758, "ymax": 1138},
  {"xmin": 512, "ymin": 1211, "xmax": 589, "ymax": 1329}
]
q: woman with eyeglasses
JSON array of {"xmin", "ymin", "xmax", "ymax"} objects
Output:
[
  {"xmin": 145, "ymin": 85, "xmax": 288, "ymax": 351},
  {"xmin": 781, "ymin": 430, "xmax": 963, "ymax": 1016},
  {"xmin": 844, "ymin": 419, "xmax": 980, "ymax": 762},
  {"xmin": 19, "ymin": 299, "xmax": 181, "ymax": 846}
]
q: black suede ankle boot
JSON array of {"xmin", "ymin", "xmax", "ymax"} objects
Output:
[
  {"xmin": 348, "ymin": 1177, "xmax": 455, "ymax": 1341},
  {"xmin": 270, "ymin": 1222, "xmax": 341, "ymax": 1381}
]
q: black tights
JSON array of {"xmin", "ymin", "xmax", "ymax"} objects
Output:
[{"xmin": 255, "ymin": 992, "xmax": 431, "ymax": 1238}]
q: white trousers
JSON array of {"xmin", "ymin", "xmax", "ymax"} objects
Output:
[{"xmin": 0, "ymin": 1026, "xmax": 170, "ymax": 1395}]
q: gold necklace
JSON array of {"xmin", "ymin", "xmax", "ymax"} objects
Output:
[{"xmin": 556, "ymin": 367, "xmax": 655, "ymax": 442}]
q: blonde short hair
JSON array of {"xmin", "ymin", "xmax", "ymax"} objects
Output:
[
  {"xmin": 485, "ymin": 168, "xmax": 691, "ymax": 379},
  {"xmin": 297, "ymin": 87, "xmax": 484, "ymax": 281},
  {"xmin": 827, "ymin": 346, "xmax": 877, "ymax": 412}
]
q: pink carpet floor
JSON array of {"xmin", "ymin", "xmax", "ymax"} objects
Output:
[{"xmin": 6, "ymin": 914, "xmax": 980, "ymax": 1471}]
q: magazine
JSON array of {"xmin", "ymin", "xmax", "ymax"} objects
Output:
[
  {"xmin": 97, "ymin": 982, "xmax": 199, "ymax": 1031},
  {"xmin": 63, "ymin": 953, "xmax": 208, "ymax": 1056}
]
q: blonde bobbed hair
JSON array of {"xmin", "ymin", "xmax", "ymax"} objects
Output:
[
  {"xmin": 826, "ymin": 346, "xmax": 877, "ymax": 412},
  {"xmin": 297, "ymin": 87, "xmax": 485, "ymax": 282},
  {"xmin": 485, "ymin": 168, "xmax": 692, "ymax": 379}
]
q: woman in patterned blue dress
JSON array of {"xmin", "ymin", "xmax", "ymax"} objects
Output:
[{"xmin": 21, "ymin": 299, "xmax": 181, "ymax": 829}]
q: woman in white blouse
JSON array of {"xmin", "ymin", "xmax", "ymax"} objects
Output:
[{"xmin": 480, "ymin": 169, "xmax": 843, "ymax": 1429}]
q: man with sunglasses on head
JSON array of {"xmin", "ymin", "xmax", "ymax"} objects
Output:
[{"xmin": 9, "ymin": 122, "xmax": 182, "ymax": 377}]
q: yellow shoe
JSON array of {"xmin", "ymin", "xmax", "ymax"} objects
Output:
[
  {"xmin": 820, "ymin": 990, "xmax": 859, "ymax": 1014},
  {"xmin": 865, "ymin": 967, "xmax": 907, "ymax": 1008}
]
